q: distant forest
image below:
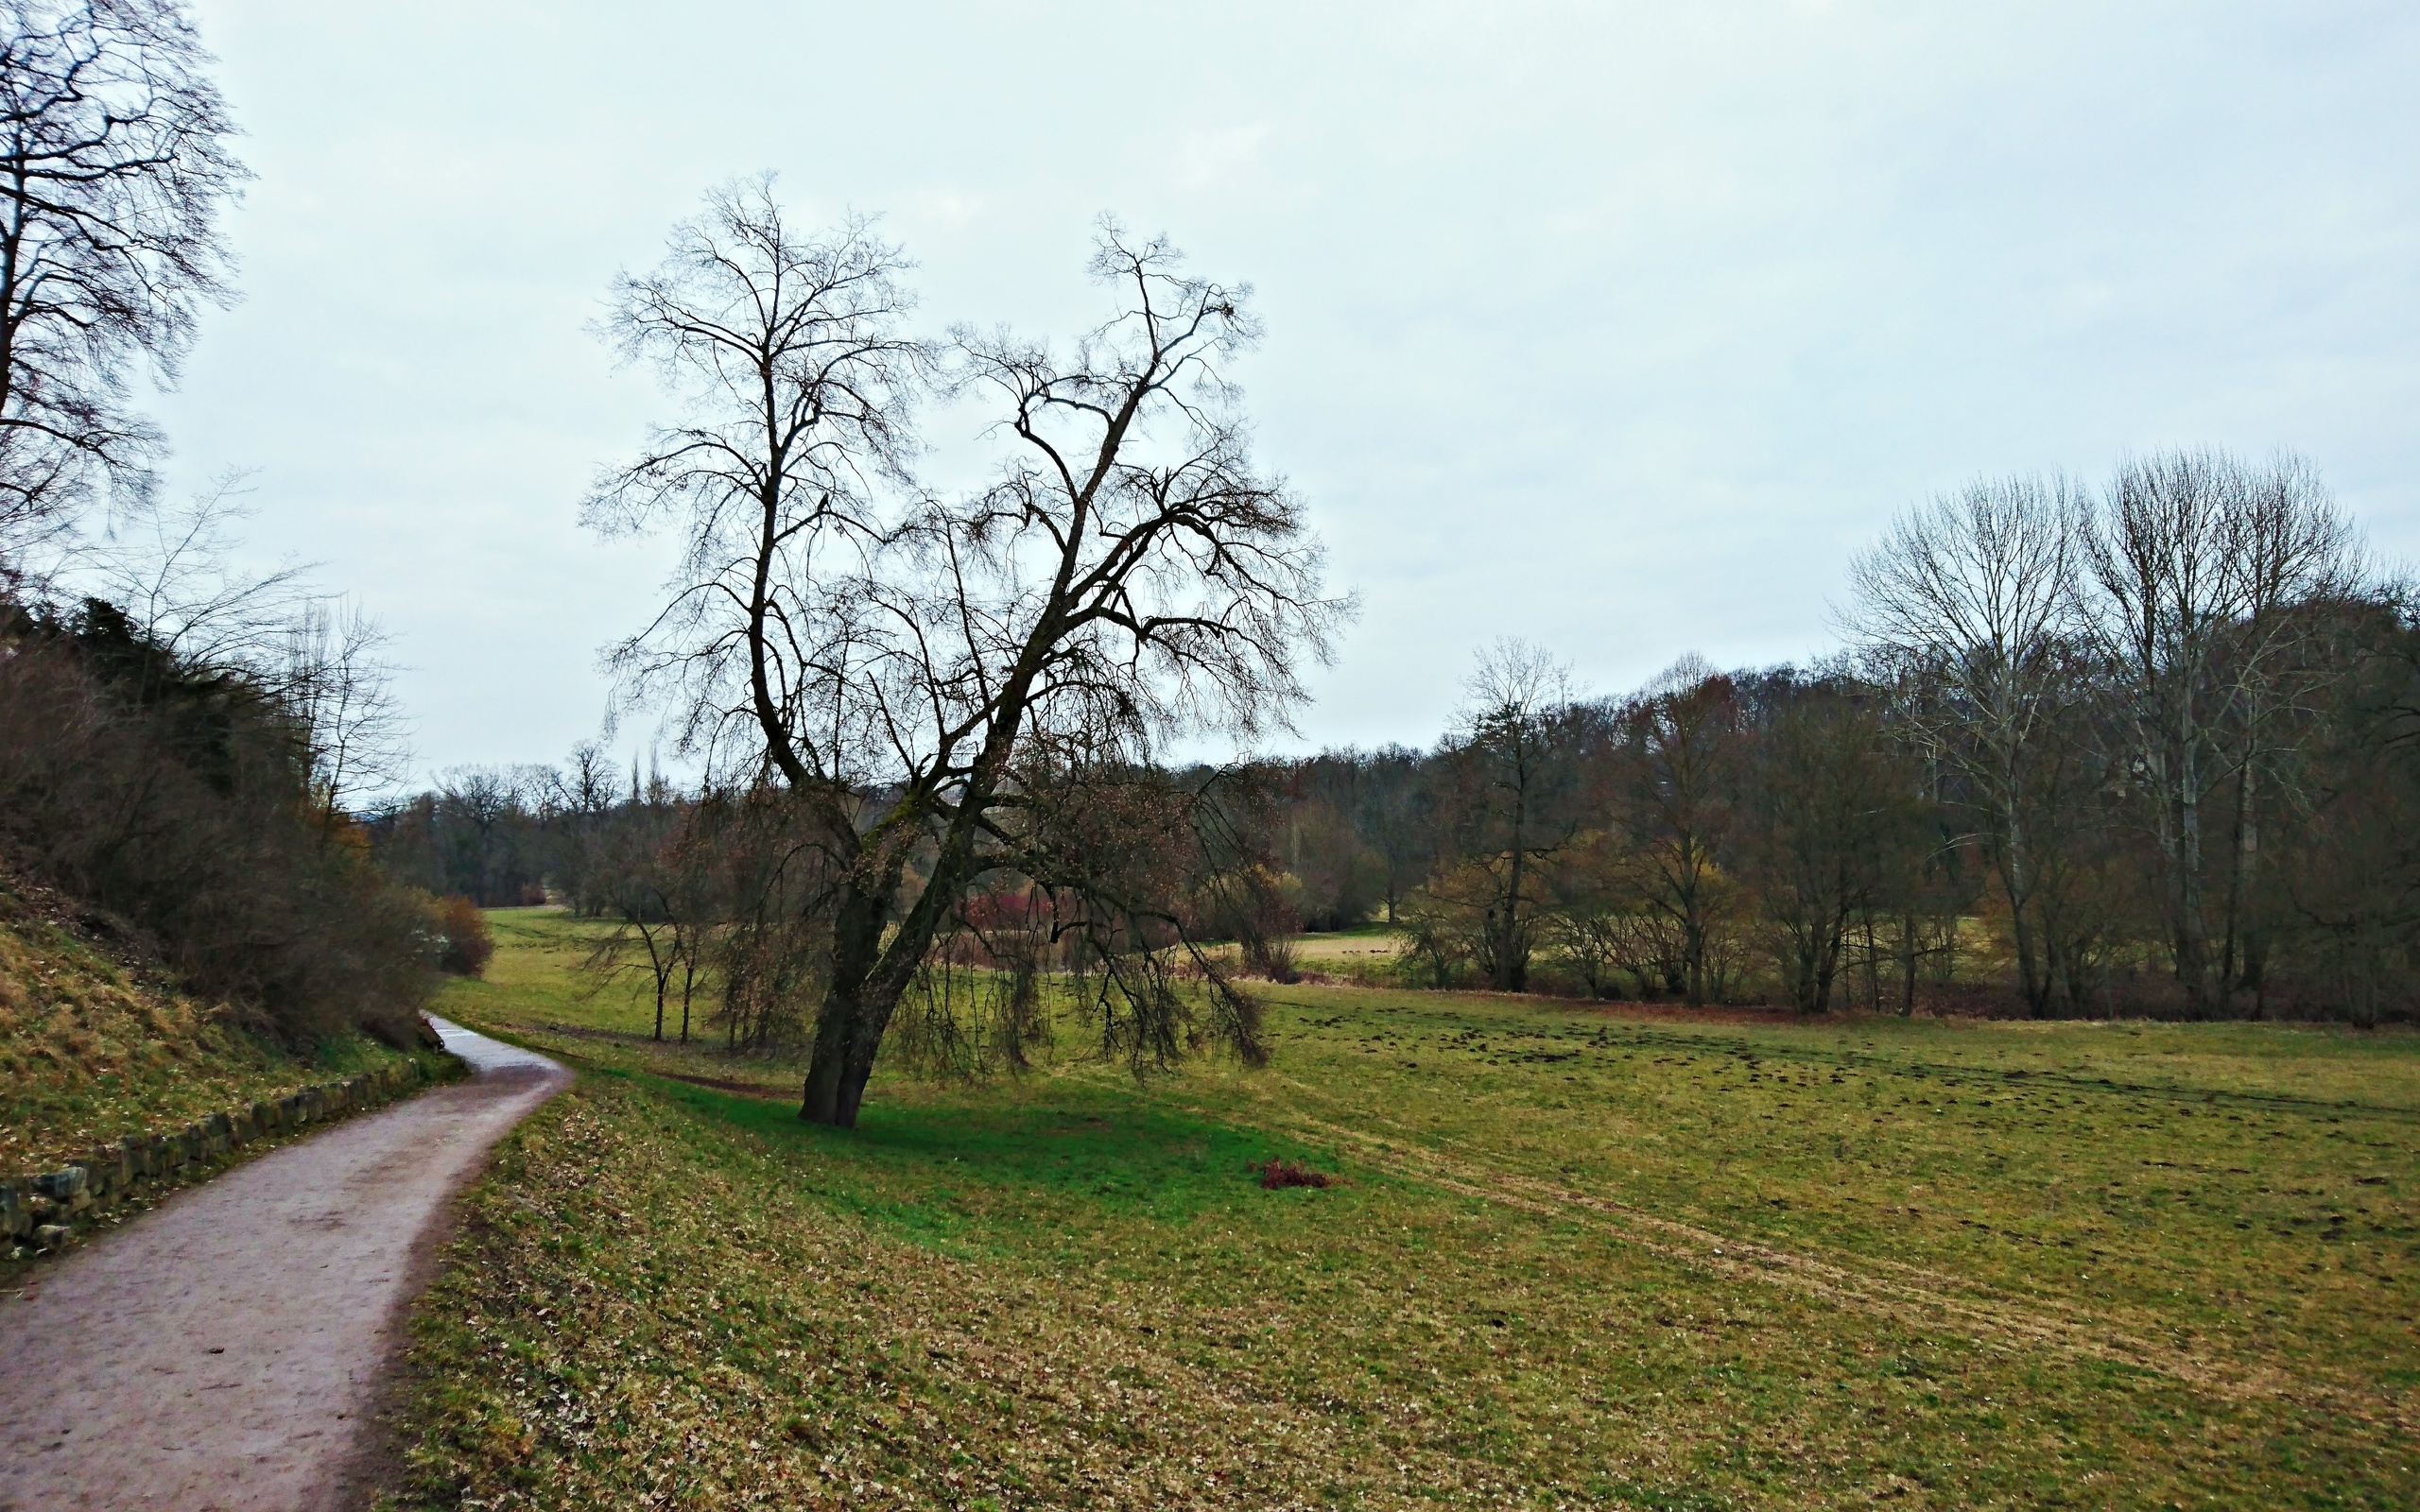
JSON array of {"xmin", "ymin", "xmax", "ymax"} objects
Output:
[{"xmin": 375, "ymin": 449, "xmax": 2420, "ymax": 1031}]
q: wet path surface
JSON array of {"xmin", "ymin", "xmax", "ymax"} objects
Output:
[{"xmin": 0, "ymin": 1018, "xmax": 566, "ymax": 1511}]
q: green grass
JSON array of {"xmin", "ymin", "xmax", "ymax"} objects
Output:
[{"xmin": 395, "ymin": 907, "xmax": 2420, "ymax": 1508}]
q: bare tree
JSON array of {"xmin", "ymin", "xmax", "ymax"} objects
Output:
[
  {"xmin": 2083, "ymin": 448, "xmax": 2366, "ymax": 1013},
  {"xmin": 1355, "ymin": 745, "xmax": 1433, "ymax": 925},
  {"xmin": 593, "ymin": 187, "xmax": 1346, "ymax": 1125},
  {"xmin": 1842, "ymin": 473, "xmax": 2082, "ymax": 1014},
  {"xmin": 434, "ymin": 765, "xmax": 533, "ymax": 906},
  {"xmin": 582, "ymin": 798, "xmax": 704, "ymax": 1043},
  {"xmin": 60, "ymin": 467, "xmax": 409, "ymax": 824},
  {"xmin": 2213, "ymin": 455, "xmax": 2366, "ymax": 1006},
  {"xmin": 1610, "ymin": 655, "xmax": 1742, "ymax": 1005},
  {"xmin": 541, "ymin": 739, "xmax": 623, "ymax": 914},
  {"xmin": 1736, "ymin": 685, "xmax": 1918, "ymax": 1013},
  {"xmin": 1438, "ymin": 638, "xmax": 1574, "ymax": 992},
  {"xmin": 0, "ymin": 0, "xmax": 245, "ymax": 555},
  {"xmin": 2084, "ymin": 450, "xmax": 2235, "ymax": 1009},
  {"xmin": 83, "ymin": 470, "xmax": 305, "ymax": 665},
  {"xmin": 277, "ymin": 593, "xmax": 408, "ymax": 821}
]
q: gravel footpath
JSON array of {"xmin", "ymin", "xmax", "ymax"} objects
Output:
[{"xmin": 0, "ymin": 1017, "xmax": 567, "ymax": 1511}]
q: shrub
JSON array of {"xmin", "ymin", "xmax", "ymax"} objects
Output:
[
  {"xmin": 1248, "ymin": 932, "xmax": 1300, "ymax": 984},
  {"xmin": 1255, "ymin": 1158, "xmax": 1335, "ymax": 1190},
  {"xmin": 432, "ymin": 897, "xmax": 493, "ymax": 976}
]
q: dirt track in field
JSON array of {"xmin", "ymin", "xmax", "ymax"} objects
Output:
[
  {"xmin": 1260, "ymin": 1086, "xmax": 2417, "ymax": 1436},
  {"xmin": 0, "ymin": 1018, "xmax": 565, "ymax": 1512}
]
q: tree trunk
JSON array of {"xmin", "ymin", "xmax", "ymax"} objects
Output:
[
  {"xmin": 2233, "ymin": 749, "xmax": 2264, "ymax": 1011},
  {"xmin": 1498, "ymin": 793, "xmax": 1528, "ymax": 993},
  {"xmin": 800, "ymin": 880, "xmax": 889, "ymax": 1126},
  {"xmin": 2175, "ymin": 729, "xmax": 2210, "ymax": 1016},
  {"xmin": 1677, "ymin": 837, "xmax": 1707, "ymax": 1007},
  {"xmin": 1860, "ymin": 913, "xmax": 1881, "ymax": 1014},
  {"xmin": 797, "ymin": 804, "xmax": 983, "ymax": 1127},
  {"xmin": 1999, "ymin": 791, "xmax": 2049, "ymax": 1017},
  {"xmin": 1898, "ymin": 910, "xmax": 1919, "ymax": 1016},
  {"xmin": 800, "ymin": 988, "xmax": 889, "ymax": 1128}
]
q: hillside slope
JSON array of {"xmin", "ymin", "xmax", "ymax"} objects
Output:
[{"xmin": 0, "ymin": 865, "xmax": 419, "ymax": 1175}]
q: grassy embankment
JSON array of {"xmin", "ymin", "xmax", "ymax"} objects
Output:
[
  {"xmin": 0, "ymin": 869, "xmax": 421, "ymax": 1177},
  {"xmin": 391, "ymin": 906, "xmax": 2418, "ymax": 1508}
]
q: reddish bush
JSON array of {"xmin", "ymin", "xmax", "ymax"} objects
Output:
[
  {"xmin": 433, "ymin": 896, "xmax": 493, "ymax": 976},
  {"xmin": 1255, "ymin": 1158, "xmax": 1335, "ymax": 1190}
]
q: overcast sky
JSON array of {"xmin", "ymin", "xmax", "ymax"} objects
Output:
[{"xmin": 145, "ymin": 1, "xmax": 2420, "ymax": 782}]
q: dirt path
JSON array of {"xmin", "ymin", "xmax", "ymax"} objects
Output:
[{"xmin": 0, "ymin": 1018, "xmax": 566, "ymax": 1511}]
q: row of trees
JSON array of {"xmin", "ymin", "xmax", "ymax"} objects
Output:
[
  {"xmin": 1263, "ymin": 453, "xmax": 2415, "ymax": 1022},
  {"xmin": 369, "ymin": 745, "xmax": 678, "ymax": 910},
  {"xmin": 423, "ymin": 166, "xmax": 2408, "ymax": 1125},
  {"xmin": 346, "ymin": 186, "xmax": 2412, "ymax": 1137},
  {"xmin": 459, "ymin": 450, "xmax": 2411, "ymax": 1115}
]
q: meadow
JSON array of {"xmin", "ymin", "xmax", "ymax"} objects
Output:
[{"xmin": 389, "ymin": 908, "xmax": 2420, "ymax": 1508}]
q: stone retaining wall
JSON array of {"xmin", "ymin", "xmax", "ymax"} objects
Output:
[{"xmin": 1, "ymin": 1057, "xmax": 443, "ymax": 1256}]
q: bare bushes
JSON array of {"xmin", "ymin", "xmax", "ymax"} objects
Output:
[
  {"xmin": 571, "ymin": 755, "xmax": 1282, "ymax": 1086},
  {"xmin": 891, "ymin": 758, "xmax": 1274, "ymax": 1078},
  {"xmin": 0, "ymin": 596, "xmax": 434, "ymax": 1042},
  {"xmin": 431, "ymin": 899, "xmax": 493, "ymax": 977},
  {"xmin": 1255, "ymin": 1158, "xmax": 1335, "ymax": 1190}
]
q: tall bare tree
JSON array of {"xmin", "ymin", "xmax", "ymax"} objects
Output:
[
  {"xmin": 2213, "ymin": 455, "xmax": 2366, "ymax": 1005},
  {"xmin": 594, "ymin": 186, "xmax": 1345, "ymax": 1125},
  {"xmin": 2086, "ymin": 450, "xmax": 2235, "ymax": 1008},
  {"xmin": 1843, "ymin": 473, "xmax": 2082, "ymax": 1014},
  {"xmin": 1438, "ymin": 638, "xmax": 1574, "ymax": 992},
  {"xmin": 0, "ymin": 0, "xmax": 244, "ymax": 556},
  {"xmin": 2083, "ymin": 448, "xmax": 2366, "ymax": 1013},
  {"xmin": 278, "ymin": 594, "xmax": 407, "ymax": 822}
]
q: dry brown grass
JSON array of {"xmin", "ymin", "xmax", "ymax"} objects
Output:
[{"xmin": 389, "ymin": 910, "xmax": 2420, "ymax": 1509}]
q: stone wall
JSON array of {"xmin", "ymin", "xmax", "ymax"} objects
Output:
[{"xmin": 1, "ymin": 1057, "xmax": 446, "ymax": 1256}]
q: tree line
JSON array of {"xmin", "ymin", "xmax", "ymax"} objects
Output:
[
  {"xmin": 1262, "ymin": 454, "xmax": 2416, "ymax": 1022},
  {"xmin": 363, "ymin": 172, "xmax": 2418, "ymax": 1128},
  {"xmin": 409, "ymin": 443, "xmax": 2417, "ymax": 1108}
]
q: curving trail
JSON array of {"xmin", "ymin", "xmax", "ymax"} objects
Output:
[{"xmin": 0, "ymin": 1018, "xmax": 566, "ymax": 1512}]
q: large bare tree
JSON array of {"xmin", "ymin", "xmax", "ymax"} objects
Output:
[
  {"xmin": 0, "ymin": 0, "xmax": 244, "ymax": 557},
  {"xmin": 592, "ymin": 185, "xmax": 1345, "ymax": 1126},
  {"xmin": 1843, "ymin": 473, "xmax": 2082, "ymax": 1014},
  {"xmin": 2084, "ymin": 449, "xmax": 2365, "ymax": 1013}
]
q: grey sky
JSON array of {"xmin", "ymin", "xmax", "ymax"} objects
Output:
[{"xmin": 147, "ymin": 1, "xmax": 2420, "ymax": 781}]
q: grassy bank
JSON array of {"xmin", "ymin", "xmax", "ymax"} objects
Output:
[
  {"xmin": 393, "ymin": 908, "xmax": 2419, "ymax": 1507},
  {"xmin": 0, "ymin": 870, "xmax": 423, "ymax": 1175}
]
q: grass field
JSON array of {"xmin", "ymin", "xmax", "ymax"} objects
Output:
[{"xmin": 390, "ymin": 908, "xmax": 2420, "ymax": 1508}]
